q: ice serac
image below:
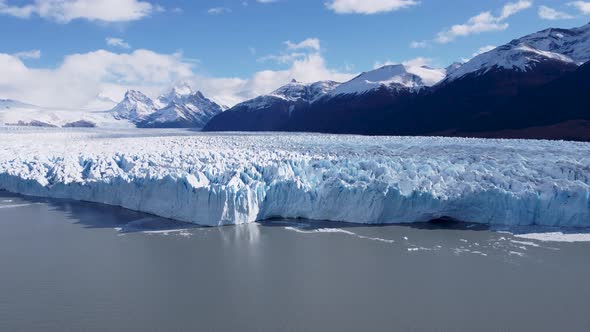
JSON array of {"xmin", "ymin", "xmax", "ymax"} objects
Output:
[{"xmin": 0, "ymin": 129, "xmax": 589, "ymax": 228}]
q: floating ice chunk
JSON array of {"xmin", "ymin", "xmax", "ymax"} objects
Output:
[
  {"xmin": 515, "ymin": 232, "xmax": 590, "ymax": 243},
  {"xmin": 0, "ymin": 203, "xmax": 39, "ymax": 209}
]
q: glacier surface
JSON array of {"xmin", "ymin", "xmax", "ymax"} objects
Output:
[{"xmin": 0, "ymin": 128, "xmax": 589, "ymax": 227}]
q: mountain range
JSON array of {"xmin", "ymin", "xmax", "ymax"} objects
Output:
[
  {"xmin": 205, "ymin": 22, "xmax": 590, "ymax": 141},
  {"xmin": 0, "ymin": 84, "xmax": 226, "ymax": 129},
  {"xmin": 111, "ymin": 83, "xmax": 226, "ymax": 128},
  {"xmin": 1, "ymin": 22, "xmax": 589, "ymax": 141}
]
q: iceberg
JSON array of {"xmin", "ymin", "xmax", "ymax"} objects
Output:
[{"xmin": 0, "ymin": 128, "xmax": 589, "ymax": 227}]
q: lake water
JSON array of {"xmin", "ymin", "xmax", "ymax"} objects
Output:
[{"xmin": 1, "ymin": 191, "xmax": 589, "ymax": 331}]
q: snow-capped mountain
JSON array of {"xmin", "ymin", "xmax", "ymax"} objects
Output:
[
  {"xmin": 447, "ymin": 23, "xmax": 590, "ymax": 81},
  {"xmin": 515, "ymin": 23, "xmax": 590, "ymax": 64},
  {"xmin": 239, "ymin": 79, "xmax": 340, "ymax": 109},
  {"xmin": 110, "ymin": 84, "xmax": 225, "ymax": 129},
  {"xmin": 330, "ymin": 64, "xmax": 444, "ymax": 96},
  {"xmin": 155, "ymin": 82, "xmax": 194, "ymax": 108},
  {"xmin": 0, "ymin": 99, "xmax": 36, "ymax": 109},
  {"xmin": 204, "ymin": 80, "xmax": 340, "ymax": 131},
  {"xmin": 111, "ymin": 90, "xmax": 157, "ymax": 122},
  {"xmin": 0, "ymin": 99, "xmax": 133, "ymax": 128},
  {"xmin": 140, "ymin": 90, "xmax": 225, "ymax": 128},
  {"xmin": 205, "ymin": 65, "xmax": 445, "ymax": 133},
  {"xmin": 0, "ymin": 98, "xmax": 131, "ymax": 128},
  {"xmin": 206, "ymin": 22, "xmax": 590, "ymax": 140},
  {"xmin": 271, "ymin": 79, "xmax": 341, "ymax": 102}
]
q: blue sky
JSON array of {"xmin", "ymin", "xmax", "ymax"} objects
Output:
[{"xmin": 1, "ymin": 0, "xmax": 589, "ymax": 108}]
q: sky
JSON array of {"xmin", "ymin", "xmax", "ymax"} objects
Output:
[{"xmin": 1, "ymin": 0, "xmax": 589, "ymax": 109}]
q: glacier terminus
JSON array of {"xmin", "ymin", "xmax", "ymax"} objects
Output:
[{"xmin": 0, "ymin": 128, "xmax": 588, "ymax": 227}]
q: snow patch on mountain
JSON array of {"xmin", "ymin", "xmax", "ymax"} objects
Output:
[
  {"xmin": 447, "ymin": 23, "xmax": 590, "ymax": 81},
  {"xmin": 330, "ymin": 65, "xmax": 439, "ymax": 96},
  {"xmin": 448, "ymin": 44, "xmax": 576, "ymax": 80},
  {"xmin": 233, "ymin": 79, "xmax": 340, "ymax": 110},
  {"xmin": 269, "ymin": 79, "xmax": 340, "ymax": 102},
  {"xmin": 0, "ymin": 129, "xmax": 588, "ymax": 227},
  {"xmin": 0, "ymin": 99, "xmax": 36, "ymax": 109},
  {"xmin": 516, "ymin": 24, "xmax": 590, "ymax": 65},
  {"xmin": 0, "ymin": 99, "xmax": 132, "ymax": 128}
]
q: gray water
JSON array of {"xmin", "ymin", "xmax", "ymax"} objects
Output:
[{"xmin": 1, "ymin": 192, "xmax": 589, "ymax": 332}]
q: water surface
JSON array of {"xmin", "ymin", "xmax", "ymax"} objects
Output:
[{"xmin": 1, "ymin": 192, "xmax": 589, "ymax": 331}]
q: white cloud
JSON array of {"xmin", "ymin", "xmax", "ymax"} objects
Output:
[
  {"xmin": 569, "ymin": 1, "xmax": 590, "ymax": 14},
  {"xmin": 538, "ymin": 5, "xmax": 574, "ymax": 19},
  {"xmin": 374, "ymin": 56, "xmax": 431, "ymax": 69},
  {"xmin": 202, "ymin": 53, "xmax": 354, "ymax": 106},
  {"xmin": 461, "ymin": 45, "xmax": 496, "ymax": 62},
  {"xmin": 258, "ymin": 52, "xmax": 307, "ymax": 64},
  {"xmin": 435, "ymin": 1, "xmax": 532, "ymax": 44},
  {"xmin": 13, "ymin": 49, "xmax": 42, "ymax": 59},
  {"xmin": 258, "ymin": 38, "xmax": 321, "ymax": 64},
  {"xmin": 0, "ymin": 49, "xmax": 194, "ymax": 109},
  {"xmin": 0, "ymin": 40, "xmax": 355, "ymax": 109},
  {"xmin": 410, "ymin": 41, "xmax": 428, "ymax": 48},
  {"xmin": 207, "ymin": 7, "xmax": 231, "ymax": 15},
  {"xmin": 499, "ymin": 0, "xmax": 533, "ymax": 19},
  {"xmin": 0, "ymin": 0, "xmax": 155, "ymax": 23},
  {"xmin": 236, "ymin": 52, "xmax": 354, "ymax": 98},
  {"xmin": 230, "ymin": 38, "xmax": 355, "ymax": 104},
  {"xmin": 325, "ymin": 0, "xmax": 418, "ymax": 14},
  {"xmin": 106, "ymin": 37, "xmax": 131, "ymax": 49},
  {"xmin": 285, "ymin": 38, "xmax": 321, "ymax": 51}
]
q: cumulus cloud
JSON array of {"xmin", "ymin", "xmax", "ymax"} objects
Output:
[
  {"xmin": 227, "ymin": 38, "xmax": 354, "ymax": 104},
  {"xmin": 285, "ymin": 38, "xmax": 321, "ymax": 51},
  {"xmin": 0, "ymin": 0, "xmax": 155, "ymax": 23},
  {"xmin": 0, "ymin": 49, "xmax": 194, "ymax": 109},
  {"xmin": 325, "ymin": 0, "xmax": 418, "ymax": 14},
  {"xmin": 258, "ymin": 38, "xmax": 321, "ymax": 63},
  {"xmin": 12, "ymin": 49, "xmax": 42, "ymax": 59},
  {"xmin": 538, "ymin": 5, "xmax": 574, "ymax": 20},
  {"xmin": 569, "ymin": 1, "xmax": 590, "ymax": 14},
  {"xmin": 409, "ymin": 41, "xmax": 428, "ymax": 48},
  {"xmin": 207, "ymin": 7, "xmax": 231, "ymax": 15},
  {"xmin": 434, "ymin": 0, "xmax": 532, "ymax": 44},
  {"xmin": 106, "ymin": 37, "xmax": 131, "ymax": 49},
  {"xmin": 0, "ymin": 39, "xmax": 355, "ymax": 109}
]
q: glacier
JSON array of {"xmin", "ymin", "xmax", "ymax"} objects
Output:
[{"xmin": 0, "ymin": 128, "xmax": 589, "ymax": 227}]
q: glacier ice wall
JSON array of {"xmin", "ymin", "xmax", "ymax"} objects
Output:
[{"xmin": 0, "ymin": 128, "xmax": 589, "ymax": 227}]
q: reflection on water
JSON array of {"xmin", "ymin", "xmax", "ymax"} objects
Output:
[{"xmin": 1, "ymin": 191, "xmax": 590, "ymax": 332}]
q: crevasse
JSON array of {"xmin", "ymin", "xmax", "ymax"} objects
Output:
[{"xmin": 0, "ymin": 129, "xmax": 589, "ymax": 227}]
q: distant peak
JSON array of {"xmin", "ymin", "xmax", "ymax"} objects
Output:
[
  {"xmin": 169, "ymin": 82, "xmax": 193, "ymax": 96},
  {"xmin": 290, "ymin": 79, "xmax": 299, "ymax": 83},
  {"xmin": 124, "ymin": 90, "xmax": 149, "ymax": 99}
]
